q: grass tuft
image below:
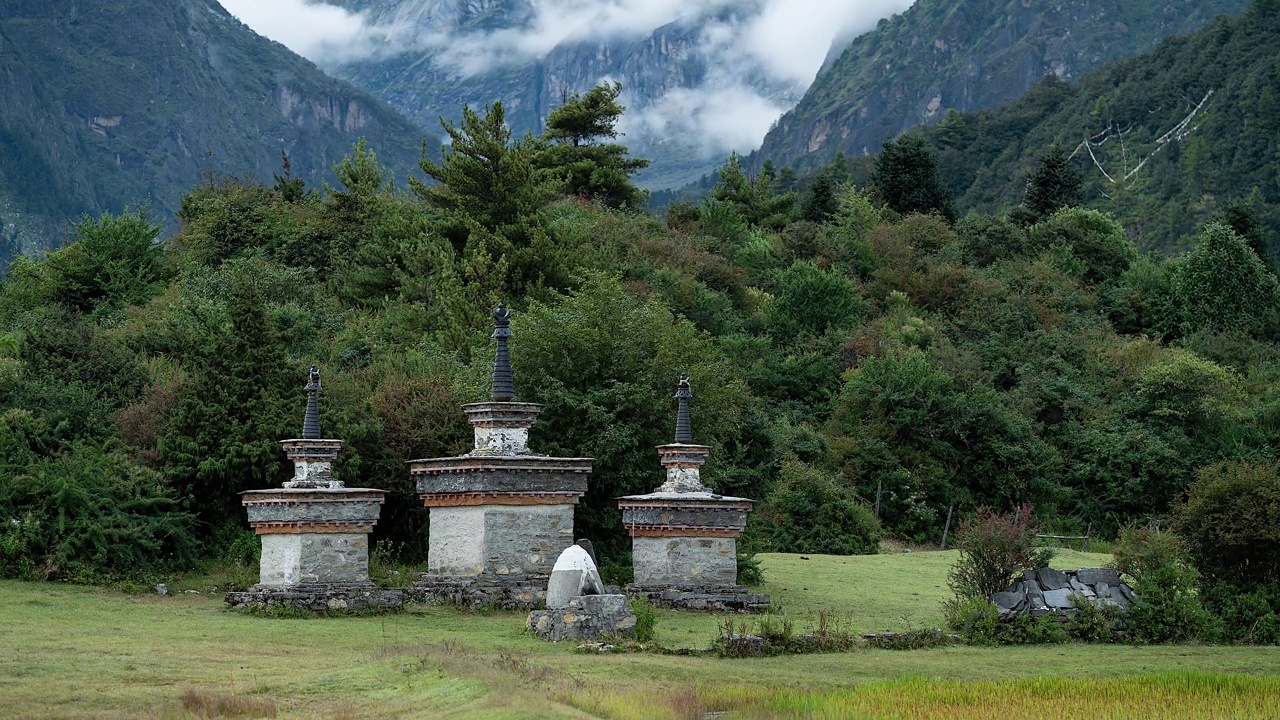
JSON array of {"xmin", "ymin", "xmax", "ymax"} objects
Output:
[{"xmin": 180, "ymin": 687, "xmax": 277, "ymax": 718}]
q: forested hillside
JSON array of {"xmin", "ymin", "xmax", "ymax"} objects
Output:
[
  {"xmin": 1, "ymin": 76, "xmax": 1277, "ymax": 598},
  {"xmin": 755, "ymin": 0, "xmax": 1248, "ymax": 175},
  {"xmin": 0, "ymin": 0, "xmax": 427, "ymax": 264},
  {"xmin": 915, "ymin": 0, "xmax": 1280, "ymax": 254}
]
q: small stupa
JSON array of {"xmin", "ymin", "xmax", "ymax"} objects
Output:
[
  {"xmin": 226, "ymin": 367, "xmax": 400, "ymax": 612},
  {"xmin": 408, "ymin": 306, "xmax": 594, "ymax": 609},
  {"xmin": 617, "ymin": 376, "xmax": 769, "ymax": 611}
]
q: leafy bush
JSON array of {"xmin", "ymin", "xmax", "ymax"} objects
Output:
[
  {"xmin": 948, "ymin": 598, "xmax": 1067, "ymax": 645},
  {"xmin": 947, "ymin": 505, "xmax": 1054, "ymax": 602},
  {"xmin": 1173, "ymin": 461, "xmax": 1280, "ymax": 588},
  {"xmin": 1201, "ymin": 581, "xmax": 1280, "ymax": 645},
  {"xmin": 0, "ymin": 444, "xmax": 198, "ymax": 581},
  {"xmin": 762, "ymin": 459, "xmax": 880, "ymax": 555},
  {"xmin": 1066, "ymin": 593, "xmax": 1121, "ymax": 642},
  {"xmin": 1110, "ymin": 525, "xmax": 1210, "ymax": 644},
  {"xmin": 628, "ymin": 597, "xmax": 658, "ymax": 643},
  {"xmin": 1027, "ymin": 207, "xmax": 1137, "ymax": 284},
  {"xmin": 1175, "ymin": 222, "xmax": 1279, "ymax": 334}
]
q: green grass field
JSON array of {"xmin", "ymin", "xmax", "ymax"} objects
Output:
[{"xmin": 2, "ymin": 550, "xmax": 1277, "ymax": 719}]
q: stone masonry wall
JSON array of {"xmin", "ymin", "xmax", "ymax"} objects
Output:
[
  {"xmin": 259, "ymin": 533, "xmax": 369, "ymax": 587},
  {"xmin": 632, "ymin": 536, "xmax": 737, "ymax": 586},
  {"xmin": 428, "ymin": 504, "xmax": 575, "ymax": 577}
]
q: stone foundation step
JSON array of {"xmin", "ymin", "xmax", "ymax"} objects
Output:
[{"xmin": 225, "ymin": 583, "xmax": 405, "ymax": 613}]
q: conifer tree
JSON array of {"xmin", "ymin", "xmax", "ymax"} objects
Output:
[
  {"xmin": 871, "ymin": 134, "xmax": 955, "ymax": 222},
  {"xmin": 537, "ymin": 82, "xmax": 649, "ymax": 210},
  {"xmin": 411, "ymin": 102, "xmax": 552, "ymax": 233},
  {"xmin": 1020, "ymin": 144, "xmax": 1083, "ymax": 224}
]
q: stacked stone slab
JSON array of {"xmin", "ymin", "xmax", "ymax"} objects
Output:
[
  {"xmin": 226, "ymin": 367, "xmax": 401, "ymax": 613},
  {"xmin": 618, "ymin": 377, "xmax": 769, "ymax": 612},
  {"xmin": 991, "ymin": 567, "xmax": 1138, "ymax": 617},
  {"xmin": 408, "ymin": 306, "xmax": 593, "ymax": 610}
]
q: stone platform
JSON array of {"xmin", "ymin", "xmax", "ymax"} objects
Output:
[
  {"xmin": 527, "ymin": 594, "xmax": 637, "ymax": 641},
  {"xmin": 225, "ymin": 583, "xmax": 405, "ymax": 613},
  {"xmin": 408, "ymin": 573, "xmax": 549, "ymax": 610},
  {"xmin": 627, "ymin": 583, "xmax": 771, "ymax": 612}
]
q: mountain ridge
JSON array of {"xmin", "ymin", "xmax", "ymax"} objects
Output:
[
  {"xmin": 0, "ymin": 0, "xmax": 429, "ymax": 263},
  {"xmin": 754, "ymin": 0, "xmax": 1251, "ymax": 175}
]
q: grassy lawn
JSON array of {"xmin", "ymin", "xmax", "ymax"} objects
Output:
[{"xmin": 2, "ymin": 551, "xmax": 1277, "ymax": 719}]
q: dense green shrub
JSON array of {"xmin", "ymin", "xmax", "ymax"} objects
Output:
[
  {"xmin": 0, "ymin": 443, "xmax": 197, "ymax": 581},
  {"xmin": 1176, "ymin": 222, "xmax": 1280, "ymax": 335},
  {"xmin": 1028, "ymin": 208, "xmax": 1137, "ymax": 284},
  {"xmin": 761, "ymin": 459, "xmax": 880, "ymax": 555},
  {"xmin": 1173, "ymin": 461, "xmax": 1280, "ymax": 587},
  {"xmin": 1109, "ymin": 526, "xmax": 1210, "ymax": 644}
]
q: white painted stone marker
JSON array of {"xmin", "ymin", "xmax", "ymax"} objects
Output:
[{"xmin": 545, "ymin": 544, "xmax": 605, "ymax": 609}]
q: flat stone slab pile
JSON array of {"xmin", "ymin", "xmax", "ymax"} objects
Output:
[{"xmin": 992, "ymin": 567, "xmax": 1137, "ymax": 617}]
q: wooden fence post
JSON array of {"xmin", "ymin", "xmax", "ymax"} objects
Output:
[{"xmin": 940, "ymin": 504, "xmax": 955, "ymax": 551}]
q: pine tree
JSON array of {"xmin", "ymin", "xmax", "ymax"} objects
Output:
[
  {"xmin": 411, "ymin": 102, "xmax": 553, "ymax": 233},
  {"xmin": 537, "ymin": 82, "xmax": 649, "ymax": 210},
  {"xmin": 1020, "ymin": 144, "xmax": 1083, "ymax": 224},
  {"xmin": 871, "ymin": 134, "xmax": 956, "ymax": 222},
  {"xmin": 709, "ymin": 153, "xmax": 794, "ymax": 228}
]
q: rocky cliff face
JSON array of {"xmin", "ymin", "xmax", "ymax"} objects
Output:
[
  {"xmin": 753, "ymin": 0, "xmax": 1250, "ymax": 174},
  {"xmin": 0, "ymin": 0, "xmax": 426, "ymax": 260},
  {"xmin": 333, "ymin": 0, "xmax": 797, "ymax": 190}
]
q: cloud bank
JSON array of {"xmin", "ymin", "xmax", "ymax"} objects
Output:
[{"xmin": 216, "ymin": 0, "xmax": 915, "ymax": 156}]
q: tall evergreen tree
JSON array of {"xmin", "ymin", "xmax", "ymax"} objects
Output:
[
  {"xmin": 871, "ymin": 134, "xmax": 956, "ymax": 222},
  {"xmin": 1020, "ymin": 144, "xmax": 1084, "ymax": 224},
  {"xmin": 709, "ymin": 153, "xmax": 794, "ymax": 228},
  {"xmin": 411, "ymin": 102, "xmax": 553, "ymax": 234},
  {"xmin": 537, "ymin": 82, "xmax": 649, "ymax": 210}
]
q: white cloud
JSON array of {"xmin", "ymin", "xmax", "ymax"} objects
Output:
[
  {"xmin": 740, "ymin": 0, "xmax": 915, "ymax": 85},
  {"xmin": 621, "ymin": 82, "xmax": 789, "ymax": 157},
  {"xmin": 216, "ymin": 0, "xmax": 917, "ymax": 155},
  {"xmin": 216, "ymin": 0, "xmax": 406, "ymax": 64}
]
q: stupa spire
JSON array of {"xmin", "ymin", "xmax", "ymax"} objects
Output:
[
  {"xmin": 491, "ymin": 305, "xmax": 515, "ymax": 402},
  {"xmin": 674, "ymin": 374, "xmax": 693, "ymax": 444},
  {"xmin": 302, "ymin": 366, "xmax": 322, "ymax": 439}
]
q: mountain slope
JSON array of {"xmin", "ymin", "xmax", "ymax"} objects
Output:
[
  {"xmin": 0, "ymin": 0, "xmax": 427, "ymax": 261},
  {"xmin": 756, "ymin": 0, "xmax": 1249, "ymax": 175},
  {"xmin": 918, "ymin": 0, "xmax": 1280, "ymax": 253}
]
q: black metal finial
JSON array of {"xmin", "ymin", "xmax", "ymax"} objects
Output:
[
  {"xmin": 491, "ymin": 305, "xmax": 515, "ymax": 402},
  {"xmin": 302, "ymin": 366, "xmax": 322, "ymax": 439},
  {"xmin": 674, "ymin": 374, "xmax": 693, "ymax": 444}
]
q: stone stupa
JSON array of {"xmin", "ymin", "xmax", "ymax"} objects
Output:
[
  {"xmin": 226, "ymin": 366, "xmax": 401, "ymax": 612},
  {"xmin": 617, "ymin": 376, "xmax": 769, "ymax": 611},
  {"xmin": 408, "ymin": 306, "xmax": 594, "ymax": 609}
]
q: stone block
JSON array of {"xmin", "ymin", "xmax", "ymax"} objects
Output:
[
  {"xmin": 992, "ymin": 591, "xmax": 1025, "ymax": 611},
  {"xmin": 259, "ymin": 533, "xmax": 368, "ymax": 587},
  {"xmin": 1069, "ymin": 577, "xmax": 1096, "ymax": 597},
  {"xmin": 1042, "ymin": 588, "xmax": 1076, "ymax": 609},
  {"xmin": 527, "ymin": 594, "xmax": 636, "ymax": 642},
  {"xmin": 1036, "ymin": 568, "xmax": 1070, "ymax": 591},
  {"xmin": 632, "ymin": 536, "xmax": 737, "ymax": 586},
  {"xmin": 1075, "ymin": 568, "xmax": 1120, "ymax": 587},
  {"xmin": 546, "ymin": 545, "xmax": 605, "ymax": 609},
  {"xmin": 427, "ymin": 503, "xmax": 575, "ymax": 578}
]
